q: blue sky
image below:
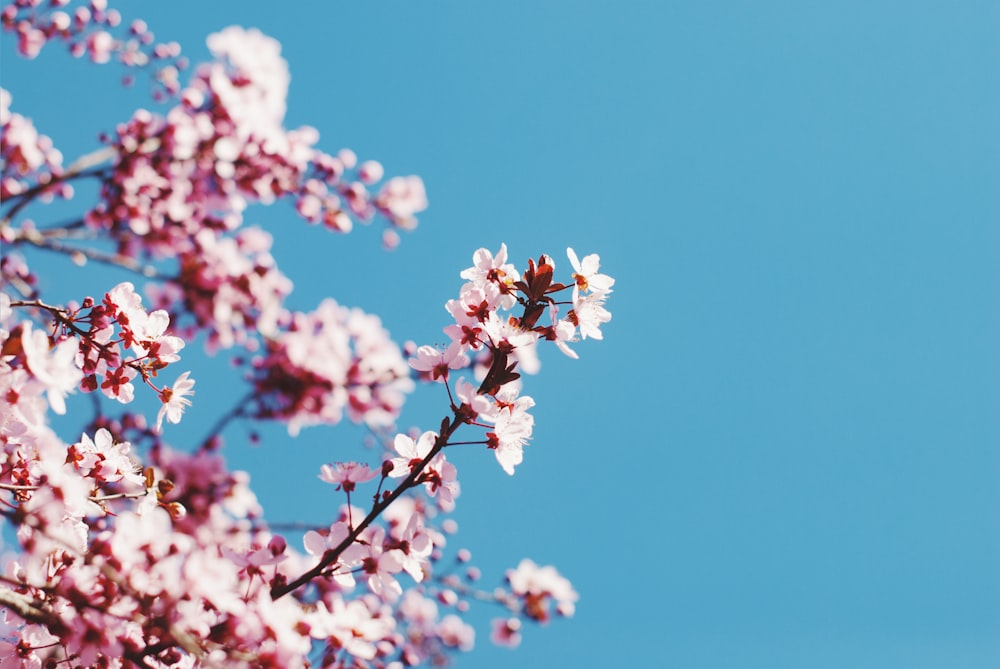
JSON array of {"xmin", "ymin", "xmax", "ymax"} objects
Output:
[{"xmin": 3, "ymin": 1, "xmax": 999, "ymax": 667}]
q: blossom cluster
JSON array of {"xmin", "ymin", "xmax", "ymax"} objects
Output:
[
  {"xmin": 1, "ymin": 285, "xmax": 192, "ymax": 434},
  {"xmin": 0, "ymin": 1, "xmax": 611, "ymax": 666},
  {"xmin": 5, "ymin": 19, "xmax": 428, "ymax": 358},
  {"xmin": 411, "ymin": 244, "xmax": 614, "ymax": 475},
  {"xmin": 0, "ymin": 87, "xmax": 67, "ymax": 201},
  {"xmin": 282, "ymin": 244, "xmax": 608, "ymax": 653},
  {"xmin": 249, "ymin": 298, "xmax": 415, "ymax": 435},
  {"xmin": 84, "ymin": 25, "xmax": 426, "ymax": 256},
  {"xmin": 2, "ymin": 0, "xmax": 188, "ymax": 95},
  {"xmin": 0, "ymin": 371, "xmax": 511, "ymax": 669},
  {"xmin": 148, "ymin": 226, "xmax": 293, "ymax": 351},
  {"xmin": 2, "ymin": 282, "xmax": 193, "ymax": 426}
]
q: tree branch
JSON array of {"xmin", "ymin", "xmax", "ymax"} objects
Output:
[{"xmin": 271, "ymin": 414, "xmax": 461, "ymax": 600}]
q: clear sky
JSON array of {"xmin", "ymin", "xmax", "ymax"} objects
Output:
[{"xmin": 3, "ymin": 1, "xmax": 999, "ymax": 667}]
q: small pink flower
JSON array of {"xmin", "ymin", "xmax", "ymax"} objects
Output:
[
  {"xmin": 223, "ymin": 535, "xmax": 288, "ymax": 579},
  {"xmin": 389, "ymin": 431, "xmax": 438, "ymax": 478},
  {"xmin": 483, "ymin": 393, "xmax": 535, "ymax": 475},
  {"xmin": 358, "ymin": 160, "xmax": 384, "ymax": 184},
  {"xmin": 438, "ymin": 614, "xmax": 475, "ymax": 651},
  {"xmin": 391, "ymin": 513, "xmax": 433, "ymax": 582},
  {"xmin": 572, "ymin": 291, "xmax": 611, "ymax": 341},
  {"xmin": 86, "ymin": 30, "xmax": 113, "ymax": 64},
  {"xmin": 553, "ymin": 317, "xmax": 579, "ymax": 360},
  {"xmin": 303, "ymin": 522, "xmax": 366, "ymax": 588},
  {"xmin": 490, "ymin": 617, "xmax": 522, "ymax": 648},
  {"xmin": 319, "ymin": 461, "xmax": 379, "ymax": 492},
  {"xmin": 72, "ymin": 428, "xmax": 144, "ymax": 486},
  {"xmin": 566, "ymin": 247, "xmax": 615, "ymax": 295},
  {"xmin": 409, "ymin": 342, "xmax": 469, "ymax": 382},
  {"xmin": 506, "ymin": 558, "xmax": 579, "ymax": 621},
  {"xmin": 376, "ymin": 175, "xmax": 427, "ymax": 228},
  {"xmin": 362, "ymin": 527, "xmax": 404, "ymax": 601},
  {"xmin": 422, "ymin": 452, "xmax": 460, "ymax": 510},
  {"xmin": 20, "ymin": 323, "xmax": 82, "ymax": 415},
  {"xmin": 155, "ymin": 371, "xmax": 195, "ymax": 432}
]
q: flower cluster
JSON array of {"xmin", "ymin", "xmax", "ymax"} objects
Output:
[
  {"xmin": 388, "ymin": 430, "xmax": 460, "ymax": 510},
  {"xmin": 250, "ymin": 298, "xmax": 414, "ymax": 434},
  {"xmin": 1, "ymin": 0, "xmax": 187, "ymax": 96},
  {"xmin": 148, "ymin": 226, "xmax": 294, "ymax": 351},
  {"xmin": 0, "ymin": 88, "xmax": 67, "ymax": 203},
  {"xmin": 2, "ymin": 282, "xmax": 192, "ymax": 423},
  {"xmin": 488, "ymin": 559, "xmax": 578, "ymax": 648},
  {"xmin": 413, "ymin": 244, "xmax": 614, "ymax": 475},
  {"xmin": 1, "ymin": 432, "xmax": 315, "ymax": 668},
  {"xmin": 84, "ymin": 26, "xmax": 425, "ymax": 261},
  {"xmin": 0, "ymin": 2, "xmax": 615, "ymax": 666}
]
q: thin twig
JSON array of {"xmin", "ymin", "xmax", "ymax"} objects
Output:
[{"xmin": 9, "ymin": 229, "xmax": 168, "ymax": 279}]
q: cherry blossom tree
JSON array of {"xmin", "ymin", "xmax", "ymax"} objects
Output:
[{"xmin": 0, "ymin": 1, "xmax": 613, "ymax": 666}]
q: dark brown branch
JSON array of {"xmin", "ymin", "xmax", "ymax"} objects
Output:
[{"xmin": 271, "ymin": 415, "xmax": 461, "ymax": 600}]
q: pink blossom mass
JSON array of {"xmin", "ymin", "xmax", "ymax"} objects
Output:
[{"xmin": 0, "ymin": 2, "xmax": 614, "ymax": 667}]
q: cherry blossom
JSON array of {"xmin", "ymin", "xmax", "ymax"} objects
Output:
[
  {"xmin": 361, "ymin": 526, "xmax": 406, "ymax": 601},
  {"xmin": 318, "ymin": 461, "xmax": 379, "ymax": 492},
  {"xmin": 0, "ymin": 88, "xmax": 66, "ymax": 202},
  {"xmin": 155, "ymin": 369, "xmax": 195, "ymax": 431},
  {"xmin": 251, "ymin": 298, "xmax": 413, "ymax": 434},
  {"xmin": 490, "ymin": 617, "xmax": 522, "ymax": 648},
  {"xmin": 0, "ymin": 3, "xmax": 616, "ymax": 665},
  {"xmin": 485, "ymin": 393, "xmax": 536, "ymax": 476},
  {"xmin": 458, "ymin": 242, "xmax": 520, "ymax": 309},
  {"xmin": 302, "ymin": 520, "xmax": 367, "ymax": 589},
  {"xmin": 389, "ymin": 430, "xmax": 439, "ymax": 478},
  {"xmin": 409, "ymin": 342, "xmax": 470, "ymax": 382},
  {"xmin": 69, "ymin": 427, "xmax": 144, "ymax": 486},
  {"xmin": 19, "ymin": 321, "xmax": 81, "ymax": 414},
  {"xmin": 567, "ymin": 246, "xmax": 615, "ymax": 296},
  {"xmin": 224, "ymin": 535, "xmax": 288, "ymax": 583},
  {"xmin": 376, "ymin": 175, "xmax": 428, "ymax": 229},
  {"xmin": 390, "ymin": 513, "xmax": 434, "ymax": 583},
  {"xmin": 506, "ymin": 558, "xmax": 579, "ymax": 621},
  {"xmin": 572, "ymin": 289, "xmax": 612, "ymax": 340},
  {"xmin": 309, "ymin": 597, "xmax": 394, "ymax": 661},
  {"xmin": 551, "ymin": 310, "xmax": 580, "ymax": 359}
]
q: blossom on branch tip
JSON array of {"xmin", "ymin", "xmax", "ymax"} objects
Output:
[
  {"xmin": 0, "ymin": 3, "xmax": 619, "ymax": 656},
  {"xmin": 155, "ymin": 370, "xmax": 194, "ymax": 432},
  {"xmin": 566, "ymin": 247, "xmax": 614, "ymax": 296}
]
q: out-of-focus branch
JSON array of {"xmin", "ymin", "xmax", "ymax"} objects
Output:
[
  {"xmin": 1, "ymin": 144, "xmax": 118, "ymax": 224},
  {"xmin": 9, "ymin": 228, "xmax": 168, "ymax": 279},
  {"xmin": 0, "ymin": 585, "xmax": 54, "ymax": 626}
]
